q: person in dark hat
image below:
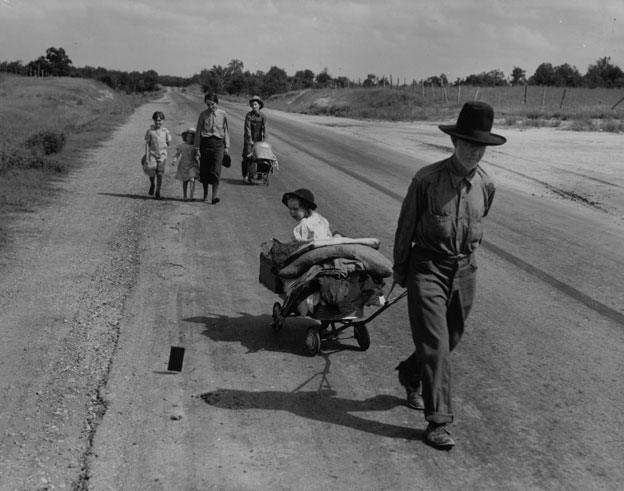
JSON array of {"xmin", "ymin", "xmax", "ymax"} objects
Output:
[
  {"xmin": 242, "ymin": 95, "xmax": 267, "ymax": 183},
  {"xmin": 392, "ymin": 101, "xmax": 506, "ymax": 450},
  {"xmin": 282, "ymin": 188, "xmax": 332, "ymax": 242},
  {"xmin": 194, "ymin": 92, "xmax": 230, "ymax": 204}
]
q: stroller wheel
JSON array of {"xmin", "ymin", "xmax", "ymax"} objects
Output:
[
  {"xmin": 354, "ymin": 323, "xmax": 370, "ymax": 351},
  {"xmin": 271, "ymin": 302, "xmax": 283, "ymax": 333},
  {"xmin": 304, "ymin": 327, "xmax": 321, "ymax": 356}
]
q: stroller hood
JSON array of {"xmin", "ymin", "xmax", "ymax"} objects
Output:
[{"xmin": 253, "ymin": 141, "xmax": 276, "ymax": 161}]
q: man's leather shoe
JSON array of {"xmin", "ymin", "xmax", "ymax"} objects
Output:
[
  {"xmin": 423, "ymin": 423, "xmax": 455, "ymax": 449},
  {"xmin": 396, "ymin": 362, "xmax": 424, "ymax": 410}
]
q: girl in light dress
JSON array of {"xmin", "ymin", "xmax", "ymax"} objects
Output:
[
  {"xmin": 172, "ymin": 127, "xmax": 199, "ymax": 201},
  {"xmin": 143, "ymin": 111, "xmax": 171, "ymax": 199}
]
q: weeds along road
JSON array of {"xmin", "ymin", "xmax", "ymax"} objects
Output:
[{"xmin": 0, "ymin": 88, "xmax": 622, "ymax": 490}]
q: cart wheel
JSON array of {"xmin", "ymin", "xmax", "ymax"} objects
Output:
[
  {"xmin": 271, "ymin": 302, "xmax": 283, "ymax": 333},
  {"xmin": 304, "ymin": 327, "xmax": 321, "ymax": 356},
  {"xmin": 354, "ymin": 323, "xmax": 370, "ymax": 351}
]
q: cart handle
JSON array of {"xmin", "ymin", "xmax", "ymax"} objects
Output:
[{"xmin": 355, "ymin": 283, "xmax": 407, "ymax": 325}]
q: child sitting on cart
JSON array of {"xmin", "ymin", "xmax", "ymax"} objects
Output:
[
  {"xmin": 265, "ymin": 188, "xmax": 386, "ymax": 316},
  {"xmin": 259, "ymin": 188, "xmax": 394, "ymax": 354},
  {"xmin": 283, "ymin": 188, "xmax": 333, "ymax": 242},
  {"xmin": 279, "ymin": 188, "xmax": 333, "ymax": 312}
]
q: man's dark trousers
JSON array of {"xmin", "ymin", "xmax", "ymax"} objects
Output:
[{"xmin": 402, "ymin": 251, "xmax": 477, "ymax": 424}]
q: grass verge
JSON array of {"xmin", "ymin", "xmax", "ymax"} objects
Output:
[
  {"xmin": 0, "ymin": 74, "xmax": 157, "ymax": 244},
  {"xmin": 266, "ymin": 87, "xmax": 624, "ymax": 131}
]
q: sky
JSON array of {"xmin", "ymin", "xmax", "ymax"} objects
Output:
[{"xmin": 1, "ymin": 0, "xmax": 622, "ymax": 82}]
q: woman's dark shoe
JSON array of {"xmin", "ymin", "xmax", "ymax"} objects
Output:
[
  {"xmin": 396, "ymin": 362, "xmax": 424, "ymax": 410},
  {"xmin": 148, "ymin": 183, "xmax": 155, "ymax": 195},
  {"xmin": 212, "ymin": 198, "xmax": 220, "ymax": 205},
  {"xmin": 423, "ymin": 423, "xmax": 455, "ymax": 450},
  {"xmin": 154, "ymin": 192, "xmax": 161, "ymax": 200}
]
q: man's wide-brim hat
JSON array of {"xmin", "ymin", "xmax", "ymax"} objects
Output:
[
  {"xmin": 282, "ymin": 188, "xmax": 317, "ymax": 210},
  {"xmin": 439, "ymin": 101, "xmax": 506, "ymax": 146},
  {"xmin": 249, "ymin": 95, "xmax": 264, "ymax": 109}
]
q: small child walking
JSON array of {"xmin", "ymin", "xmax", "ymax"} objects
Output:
[
  {"xmin": 143, "ymin": 111, "xmax": 171, "ymax": 199},
  {"xmin": 172, "ymin": 127, "xmax": 200, "ymax": 201}
]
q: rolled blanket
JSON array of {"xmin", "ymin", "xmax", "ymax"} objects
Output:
[
  {"xmin": 278, "ymin": 243, "xmax": 393, "ymax": 279},
  {"xmin": 282, "ymin": 237, "xmax": 380, "ymax": 266}
]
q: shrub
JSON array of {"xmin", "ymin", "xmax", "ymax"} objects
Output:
[
  {"xmin": 0, "ymin": 145, "xmax": 68, "ymax": 174},
  {"xmin": 601, "ymin": 118, "xmax": 624, "ymax": 132},
  {"xmin": 24, "ymin": 130, "xmax": 66, "ymax": 155},
  {"xmin": 569, "ymin": 119, "xmax": 597, "ymax": 131}
]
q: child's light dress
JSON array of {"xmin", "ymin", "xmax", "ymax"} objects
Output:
[
  {"xmin": 174, "ymin": 142, "xmax": 200, "ymax": 181},
  {"xmin": 143, "ymin": 125, "xmax": 171, "ymax": 176},
  {"xmin": 292, "ymin": 211, "xmax": 332, "ymax": 241}
]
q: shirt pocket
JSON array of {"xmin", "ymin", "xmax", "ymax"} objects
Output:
[
  {"xmin": 421, "ymin": 211, "xmax": 453, "ymax": 243},
  {"xmin": 465, "ymin": 216, "xmax": 484, "ymax": 245}
]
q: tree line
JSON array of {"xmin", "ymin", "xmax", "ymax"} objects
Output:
[
  {"xmin": 0, "ymin": 47, "xmax": 159, "ymax": 93},
  {"xmin": 2, "ymin": 47, "xmax": 623, "ymax": 96}
]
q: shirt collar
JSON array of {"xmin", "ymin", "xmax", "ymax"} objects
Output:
[{"xmin": 448, "ymin": 156, "xmax": 478, "ymax": 188}]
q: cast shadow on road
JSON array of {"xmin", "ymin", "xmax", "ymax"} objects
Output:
[
  {"xmin": 219, "ymin": 177, "xmax": 250, "ymax": 186},
  {"xmin": 98, "ymin": 192, "xmax": 189, "ymax": 202},
  {"xmin": 184, "ymin": 313, "xmax": 363, "ymax": 357},
  {"xmin": 199, "ymin": 388, "xmax": 422, "ymax": 441}
]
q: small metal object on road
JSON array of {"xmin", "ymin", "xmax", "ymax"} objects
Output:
[{"xmin": 167, "ymin": 346, "xmax": 185, "ymax": 372}]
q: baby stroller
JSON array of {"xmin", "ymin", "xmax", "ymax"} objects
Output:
[{"xmin": 246, "ymin": 141, "xmax": 278, "ymax": 185}]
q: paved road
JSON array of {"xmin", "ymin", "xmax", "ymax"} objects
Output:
[{"xmin": 0, "ymin": 89, "xmax": 622, "ymax": 490}]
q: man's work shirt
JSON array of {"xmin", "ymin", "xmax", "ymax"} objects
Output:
[
  {"xmin": 243, "ymin": 110, "xmax": 267, "ymax": 156},
  {"xmin": 393, "ymin": 156, "xmax": 495, "ymax": 285}
]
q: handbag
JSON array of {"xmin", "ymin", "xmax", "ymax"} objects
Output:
[
  {"xmin": 142, "ymin": 154, "xmax": 157, "ymax": 170},
  {"xmin": 222, "ymin": 153, "xmax": 231, "ymax": 168}
]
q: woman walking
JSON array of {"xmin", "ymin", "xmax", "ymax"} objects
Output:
[{"xmin": 194, "ymin": 92, "xmax": 230, "ymax": 204}]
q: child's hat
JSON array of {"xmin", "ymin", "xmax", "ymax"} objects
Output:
[
  {"xmin": 249, "ymin": 95, "xmax": 264, "ymax": 109},
  {"xmin": 181, "ymin": 127, "xmax": 196, "ymax": 137},
  {"xmin": 282, "ymin": 188, "xmax": 317, "ymax": 210}
]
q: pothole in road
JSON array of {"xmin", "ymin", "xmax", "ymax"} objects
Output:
[{"xmin": 156, "ymin": 262, "xmax": 186, "ymax": 279}]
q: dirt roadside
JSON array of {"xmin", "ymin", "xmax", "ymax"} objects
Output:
[{"xmin": 0, "ymin": 99, "xmax": 154, "ymax": 488}]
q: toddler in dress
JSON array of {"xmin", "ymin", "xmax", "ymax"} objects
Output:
[{"xmin": 172, "ymin": 127, "xmax": 199, "ymax": 201}]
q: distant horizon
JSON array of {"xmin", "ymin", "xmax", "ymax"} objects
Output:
[
  {"xmin": 3, "ymin": 49, "xmax": 621, "ymax": 86},
  {"xmin": 1, "ymin": 1, "xmax": 622, "ymax": 83}
]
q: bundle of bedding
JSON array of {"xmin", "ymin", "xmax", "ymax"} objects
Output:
[{"xmin": 260, "ymin": 237, "xmax": 393, "ymax": 318}]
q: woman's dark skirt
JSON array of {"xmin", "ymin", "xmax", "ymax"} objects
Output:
[{"xmin": 199, "ymin": 136, "xmax": 224, "ymax": 185}]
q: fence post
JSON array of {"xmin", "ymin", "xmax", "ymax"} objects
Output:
[
  {"xmin": 559, "ymin": 88, "xmax": 567, "ymax": 109},
  {"xmin": 523, "ymin": 84, "xmax": 528, "ymax": 104},
  {"xmin": 442, "ymin": 83, "xmax": 448, "ymax": 104},
  {"xmin": 474, "ymin": 87, "xmax": 480, "ymax": 101},
  {"xmin": 457, "ymin": 84, "xmax": 461, "ymax": 104},
  {"xmin": 541, "ymin": 87, "xmax": 546, "ymax": 109}
]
